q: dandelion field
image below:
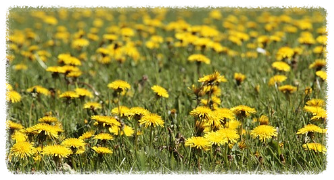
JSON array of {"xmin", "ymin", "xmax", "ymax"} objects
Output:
[{"xmin": 5, "ymin": 7, "xmax": 328, "ymax": 174}]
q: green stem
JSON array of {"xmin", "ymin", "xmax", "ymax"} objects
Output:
[{"xmin": 134, "ymin": 120, "xmax": 138, "ymax": 151}]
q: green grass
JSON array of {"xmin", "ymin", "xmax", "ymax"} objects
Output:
[{"xmin": 6, "ymin": 7, "xmax": 327, "ymax": 174}]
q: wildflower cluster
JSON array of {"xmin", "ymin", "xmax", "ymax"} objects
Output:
[{"xmin": 6, "ymin": 7, "xmax": 327, "ymax": 173}]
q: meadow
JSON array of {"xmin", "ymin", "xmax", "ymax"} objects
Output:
[{"xmin": 5, "ymin": 7, "xmax": 327, "ymax": 174}]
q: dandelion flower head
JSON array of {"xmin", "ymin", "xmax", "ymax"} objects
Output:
[
  {"xmin": 185, "ymin": 136, "xmax": 211, "ymax": 151},
  {"xmin": 151, "ymin": 85, "xmax": 169, "ymax": 98},
  {"xmin": 188, "ymin": 54, "xmax": 210, "ymax": 64},
  {"xmin": 272, "ymin": 61, "xmax": 291, "ymax": 72},
  {"xmin": 302, "ymin": 143, "xmax": 326, "ymax": 153},
  {"xmin": 250, "ymin": 125, "xmax": 278, "ymax": 142},
  {"xmin": 61, "ymin": 138, "xmax": 86, "ymax": 148},
  {"xmin": 268, "ymin": 75, "xmax": 287, "ymax": 86},
  {"xmin": 108, "ymin": 80, "xmax": 131, "ymax": 92},
  {"xmin": 139, "ymin": 113, "xmax": 164, "ymax": 128},
  {"xmin": 6, "ymin": 90, "xmax": 22, "ymax": 103},
  {"xmin": 231, "ymin": 105, "xmax": 256, "ymax": 117},
  {"xmin": 10, "ymin": 141, "xmax": 36, "ymax": 160},
  {"xmin": 42, "ymin": 145, "xmax": 72, "ymax": 158},
  {"xmin": 198, "ymin": 71, "xmax": 227, "ymax": 85},
  {"xmin": 93, "ymin": 133, "xmax": 114, "ymax": 141},
  {"xmin": 278, "ymin": 85, "xmax": 297, "ymax": 94},
  {"xmin": 296, "ymin": 124, "xmax": 327, "ymax": 135},
  {"xmin": 75, "ymin": 88, "xmax": 93, "ymax": 98},
  {"xmin": 190, "ymin": 106, "xmax": 213, "ymax": 120},
  {"xmin": 92, "ymin": 146, "xmax": 113, "ymax": 154}
]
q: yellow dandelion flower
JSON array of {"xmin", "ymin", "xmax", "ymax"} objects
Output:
[
  {"xmin": 272, "ymin": 61, "xmax": 291, "ymax": 72},
  {"xmin": 6, "ymin": 54, "xmax": 15, "ymax": 62},
  {"xmin": 204, "ymin": 131, "xmax": 228, "ymax": 146},
  {"xmin": 91, "ymin": 115, "xmax": 120, "ymax": 127},
  {"xmin": 108, "ymin": 126, "xmax": 120, "ymax": 135},
  {"xmin": 293, "ymin": 47, "xmax": 303, "ymax": 56},
  {"xmin": 6, "ymin": 83, "xmax": 13, "ymax": 91},
  {"xmin": 61, "ymin": 138, "xmax": 86, "ymax": 148},
  {"xmin": 217, "ymin": 128, "xmax": 240, "ymax": 143},
  {"xmin": 27, "ymin": 85, "xmax": 50, "ymax": 96},
  {"xmin": 302, "ymin": 143, "xmax": 326, "ymax": 153},
  {"xmin": 6, "ymin": 90, "xmax": 22, "ymax": 103},
  {"xmin": 268, "ymin": 75, "xmax": 287, "ymax": 86},
  {"xmin": 93, "ymin": 133, "xmax": 114, "ymax": 141},
  {"xmin": 238, "ymin": 141, "xmax": 247, "ymax": 150},
  {"xmin": 120, "ymin": 27, "xmax": 135, "ymax": 37},
  {"xmin": 317, "ymin": 27, "xmax": 327, "ymax": 34},
  {"xmin": 75, "ymin": 88, "xmax": 93, "ymax": 98},
  {"xmin": 185, "ymin": 136, "xmax": 211, "ymax": 151},
  {"xmin": 151, "ymin": 85, "xmax": 169, "ymax": 98},
  {"xmin": 92, "ymin": 146, "xmax": 113, "ymax": 154},
  {"xmin": 60, "ymin": 65, "xmax": 80, "ymax": 74},
  {"xmin": 188, "ymin": 54, "xmax": 210, "ymax": 64},
  {"xmin": 250, "ymin": 125, "xmax": 278, "ymax": 142},
  {"xmin": 309, "ymin": 59, "xmax": 326, "ymax": 70},
  {"xmin": 109, "ymin": 125, "xmax": 134, "ymax": 136},
  {"xmin": 296, "ymin": 124, "xmax": 327, "ymax": 135},
  {"xmin": 58, "ymin": 54, "xmax": 82, "ymax": 66},
  {"xmin": 42, "ymin": 145, "xmax": 72, "ymax": 158},
  {"xmin": 38, "ymin": 116, "xmax": 58, "ymax": 123},
  {"xmin": 214, "ymin": 108, "xmax": 236, "ymax": 121},
  {"xmin": 225, "ymin": 119, "xmax": 241, "ymax": 130},
  {"xmin": 83, "ymin": 102, "xmax": 102, "ymax": 110},
  {"xmin": 44, "ymin": 16, "xmax": 58, "ymax": 25},
  {"xmin": 72, "ymin": 38, "xmax": 89, "ymax": 48},
  {"xmin": 278, "ymin": 85, "xmax": 297, "ymax": 94},
  {"xmin": 11, "ymin": 131, "xmax": 28, "ymax": 142},
  {"xmin": 306, "ymin": 99, "xmax": 325, "ymax": 107},
  {"xmin": 10, "ymin": 141, "xmax": 36, "ymax": 159},
  {"xmin": 79, "ymin": 131, "xmax": 95, "ymax": 140},
  {"xmin": 313, "ymin": 46, "xmax": 326, "ymax": 54},
  {"xmin": 146, "ymin": 41, "xmax": 159, "ymax": 49},
  {"xmin": 59, "ymin": 91, "xmax": 79, "ymax": 99},
  {"xmin": 14, "ymin": 63, "xmax": 28, "ymax": 71},
  {"xmin": 111, "ymin": 106, "xmax": 131, "ymax": 117},
  {"xmin": 298, "ymin": 35, "xmax": 316, "ymax": 45},
  {"xmin": 201, "ymin": 96, "xmax": 221, "ymax": 109},
  {"xmin": 6, "ymin": 120, "xmax": 24, "ymax": 131},
  {"xmin": 75, "ymin": 146, "xmax": 86, "ymax": 155},
  {"xmin": 46, "ymin": 66, "xmax": 66, "ymax": 74},
  {"xmin": 204, "ymin": 113, "xmax": 221, "ymax": 128},
  {"xmin": 311, "ymin": 110, "xmax": 327, "ymax": 121},
  {"xmin": 103, "ymin": 34, "xmax": 118, "ymax": 41},
  {"xmin": 26, "ymin": 123, "xmax": 62, "ymax": 139},
  {"xmin": 139, "ymin": 113, "xmax": 164, "ymax": 128},
  {"xmin": 276, "ymin": 46, "xmax": 294, "ymax": 60},
  {"xmin": 316, "ymin": 35, "xmax": 327, "ymax": 45},
  {"xmin": 234, "ymin": 73, "xmax": 246, "ymax": 85},
  {"xmin": 190, "ymin": 106, "xmax": 213, "ymax": 120},
  {"xmin": 198, "ymin": 71, "xmax": 227, "ymax": 85},
  {"xmin": 66, "ymin": 70, "xmax": 82, "ymax": 78},
  {"xmin": 231, "ymin": 105, "xmax": 256, "ymax": 117},
  {"xmin": 195, "ymin": 120, "xmax": 211, "ymax": 133},
  {"xmin": 129, "ymin": 107, "xmax": 150, "ymax": 119},
  {"xmin": 258, "ymin": 115, "xmax": 269, "ymax": 125},
  {"xmin": 107, "ymin": 80, "xmax": 131, "ymax": 92},
  {"xmin": 316, "ymin": 70, "xmax": 327, "ymax": 81},
  {"xmin": 32, "ymin": 146, "xmax": 42, "ymax": 161},
  {"xmin": 202, "ymin": 85, "xmax": 222, "ymax": 97},
  {"xmin": 211, "ymin": 95, "xmax": 222, "ymax": 106},
  {"xmin": 304, "ymin": 106, "xmax": 326, "ymax": 115}
]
